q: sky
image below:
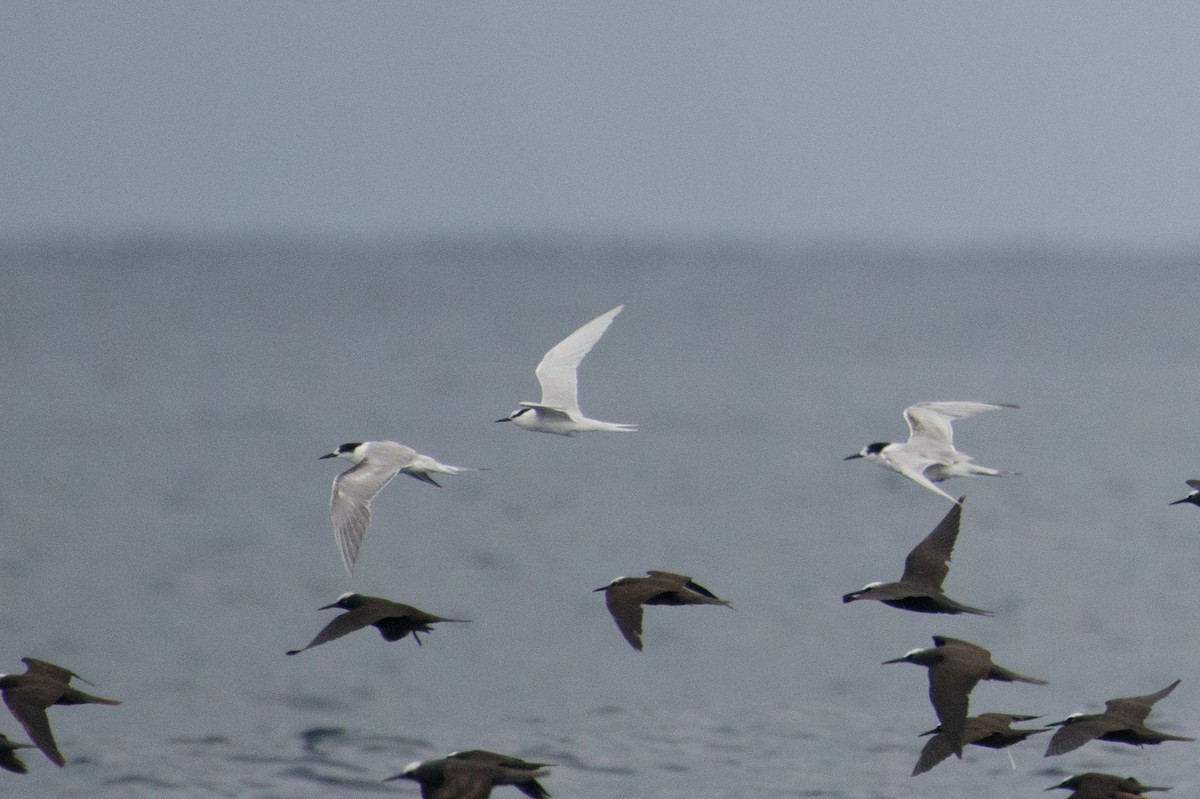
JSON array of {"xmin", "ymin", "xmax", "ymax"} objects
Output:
[{"xmin": 4, "ymin": 2, "xmax": 1200, "ymax": 247}]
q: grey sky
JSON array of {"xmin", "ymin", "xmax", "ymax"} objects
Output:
[{"xmin": 4, "ymin": 2, "xmax": 1200, "ymax": 245}]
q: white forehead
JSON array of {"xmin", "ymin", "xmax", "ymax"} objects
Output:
[
  {"xmin": 336, "ymin": 592, "xmax": 355, "ymax": 602},
  {"xmin": 903, "ymin": 648, "xmax": 924, "ymax": 658},
  {"xmin": 402, "ymin": 760, "xmax": 422, "ymax": 774},
  {"xmin": 862, "ymin": 581, "xmax": 884, "ymax": 589}
]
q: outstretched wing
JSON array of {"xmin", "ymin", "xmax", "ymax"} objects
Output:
[
  {"xmin": 901, "ymin": 500, "xmax": 964, "ymax": 587},
  {"xmin": 330, "ymin": 460, "xmax": 401, "ymax": 575},
  {"xmin": 2, "ymin": 687, "xmax": 64, "ymax": 767},
  {"xmin": 534, "ymin": 305, "xmax": 623, "ymax": 411},
  {"xmin": 1105, "ymin": 679, "xmax": 1181, "ymax": 724},
  {"xmin": 604, "ymin": 590, "xmax": 645, "ymax": 651},
  {"xmin": 287, "ymin": 608, "xmax": 378, "ymax": 655},
  {"xmin": 904, "ymin": 401, "xmax": 1016, "ymax": 447}
]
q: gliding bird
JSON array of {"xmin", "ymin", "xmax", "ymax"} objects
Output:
[
  {"xmin": 846, "ymin": 400, "xmax": 1018, "ymax": 503},
  {"xmin": 496, "ymin": 305, "xmax": 636, "ymax": 435},
  {"xmin": 321, "ymin": 440, "xmax": 478, "ymax": 575}
]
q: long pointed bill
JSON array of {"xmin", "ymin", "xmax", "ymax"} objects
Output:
[
  {"xmin": 318, "ymin": 452, "xmax": 337, "ymax": 459},
  {"xmin": 843, "ymin": 453, "xmax": 863, "ymax": 460}
]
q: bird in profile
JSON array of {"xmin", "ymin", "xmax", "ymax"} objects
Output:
[
  {"xmin": 1044, "ymin": 679, "xmax": 1194, "ymax": 756},
  {"xmin": 496, "ymin": 304, "xmax": 636, "ymax": 435},
  {"xmin": 385, "ymin": 749, "xmax": 552, "ymax": 799},
  {"xmin": 842, "ymin": 498, "xmax": 993, "ymax": 615},
  {"xmin": 0, "ymin": 734, "xmax": 34, "ymax": 775},
  {"xmin": 595, "ymin": 570, "xmax": 732, "ymax": 651},
  {"xmin": 1045, "ymin": 772, "xmax": 1171, "ymax": 798},
  {"xmin": 0, "ymin": 658, "xmax": 121, "ymax": 767},
  {"xmin": 883, "ymin": 636, "xmax": 1047, "ymax": 757},
  {"xmin": 846, "ymin": 401, "xmax": 1018, "ymax": 503},
  {"xmin": 911, "ymin": 712, "xmax": 1048, "ymax": 775},
  {"xmin": 320, "ymin": 440, "xmax": 478, "ymax": 574},
  {"xmin": 286, "ymin": 592, "xmax": 469, "ymax": 655},
  {"xmin": 1169, "ymin": 479, "xmax": 1200, "ymax": 507}
]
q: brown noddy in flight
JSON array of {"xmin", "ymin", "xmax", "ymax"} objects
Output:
[
  {"xmin": 1045, "ymin": 772, "xmax": 1171, "ymax": 798},
  {"xmin": 1044, "ymin": 679, "xmax": 1194, "ymax": 756},
  {"xmin": 1169, "ymin": 479, "xmax": 1200, "ymax": 507},
  {"xmin": 0, "ymin": 733, "xmax": 34, "ymax": 775},
  {"xmin": 287, "ymin": 592, "xmax": 469, "ymax": 655},
  {"xmin": 883, "ymin": 636, "xmax": 1047, "ymax": 758},
  {"xmin": 594, "ymin": 570, "xmax": 732, "ymax": 651},
  {"xmin": 911, "ymin": 712, "xmax": 1048, "ymax": 775},
  {"xmin": 0, "ymin": 657, "xmax": 121, "ymax": 767},
  {"xmin": 384, "ymin": 749, "xmax": 552, "ymax": 799},
  {"xmin": 842, "ymin": 498, "xmax": 993, "ymax": 615}
]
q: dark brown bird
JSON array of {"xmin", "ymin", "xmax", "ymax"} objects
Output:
[
  {"xmin": 0, "ymin": 657, "xmax": 121, "ymax": 767},
  {"xmin": 911, "ymin": 712, "xmax": 1048, "ymax": 775},
  {"xmin": 384, "ymin": 749, "xmax": 552, "ymax": 799},
  {"xmin": 1045, "ymin": 772, "xmax": 1171, "ymax": 798},
  {"xmin": 1169, "ymin": 479, "xmax": 1200, "ymax": 507},
  {"xmin": 0, "ymin": 733, "xmax": 34, "ymax": 775},
  {"xmin": 286, "ymin": 592, "xmax": 469, "ymax": 655},
  {"xmin": 842, "ymin": 498, "xmax": 992, "ymax": 615},
  {"xmin": 594, "ymin": 570, "xmax": 732, "ymax": 651},
  {"xmin": 883, "ymin": 636, "xmax": 1047, "ymax": 758},
  {"xmin": 1045, "ymin": 679, "xmax": 1194, "ymax": 756}
]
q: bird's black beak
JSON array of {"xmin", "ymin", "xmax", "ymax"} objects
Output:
[
  {"xmin": 318, "ymin": 452, "xmax": 337, "ymax": 459},
  {"xmin": 843, "ymin": 453, "xmax": 863, "ymax": 460},
  {"xmin": 1169, "ymin": 497, "xmax": 1189, "ymax": 505},
  {"xmin": 881, "ymin": 656, "xmax": 906, "ymax": 665},
  {"xmin": 494, "ymin": 417, "xmax": 511, "ymax": 423},
  {"xmin": 318, "ymin": 602, "xmax": 340, "ymax": 610},
  {"xmin": 592, "ymin": 586, "xmax": 609, "ymax": 592}
]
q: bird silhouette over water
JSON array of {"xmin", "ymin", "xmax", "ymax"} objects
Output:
[
  {"xmin": 595, "ymin": 570, "xmax": 732, "ymax": 651},
  {"xmin": 385, "ymin": 749, "xmax": 552, "ymax": 799},
  {"xmin": 1169, "ymin": 479, "xmax": 1200, "ymax": 507},
  {"xmin": 0, "ymin": 733, "xmax": 34, "ymax": 774},
  {"xmin": 1045, "ymin": 772, "xmax": 1171, "ymax": 798},
  {"xmin": 846, "ymin": 401, "xmax": 1017, "ymax": 503},
  {"xmin": 883, "ymin": 636, "xmax": 1046, "ymax": 757},
  {"xmin": 1044, "ymin": 679, "xmax": 1194, "ymax": 756},
  {"xmin": 320, "ymin": 440, "xmax": 479, "ymax": 574},
  {"xmin": 0, "ymin": 658, "xmax": 121, "ymax": 767},
  {"xmin": 843, "ymin": 498, "xmax": 993, "ymax": 615},
  {"xmin": 911, "ymin": 712, "xmax": 1048, "ymax": 775},
  {"xmin": 287, "ymin": 593, "xmax": 468, "ymax": 655},
  {"xmin": 496, "ymin": 304, "xmax": 636, "ymax": 435}
]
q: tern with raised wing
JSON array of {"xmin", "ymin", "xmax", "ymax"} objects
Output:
[
  {"xmin": 846, "ymin": 401, "xmax": 1018, "ymax": 503},
  {"xmin": 496, "ymin": 305, "xmax": 635, "ymax": 435}
]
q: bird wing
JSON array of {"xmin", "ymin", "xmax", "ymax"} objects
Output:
[
  {"xmin": 330, "ymin": 459, "xmax": 402, "ymax": 575},
  {"xmin": 2, "ymin": 686, "xmax": 65, "ymax": 767},
  {"xmin": 904, "ymin": 401, "xmax": 1015, "ymax": 447},
  {"xmin": 287, "ymin": 607, "xmax": 380, "ymax": 654},
  {"xmin": 900, "ymin": 500, "xmax": 964, "ymax": 587},
  {"xmin": 604, "ymin": 590, "xmax": 645, "ymax": 651},
  {"xmin": 534, "ymin": 305, "xmax": 623, "ymax": 411},
  {"xmin": 928, "ymin": 664, "xmax": 979, "ymax": 754},
  {"xmin": 1105, "ymin": 679, "xmax": 1181, "ymax": 724},
  {"xmin": 893, "ymin": 461, "xmax": 962, "ymax": 504},
  {"xmin": 911, "ymin": 730, "xmax": 956, "ymax": 776},
  {"xmin": 19, "ymin": 658, "xmax": 82, "ymax": 685},
  {"xmin": 1044, "ymin": 715, "xmax": 1116, "ymax": 756},
  {"xmin": 428, "ymin": 766, "xmax": 492, "ymax": 799}
]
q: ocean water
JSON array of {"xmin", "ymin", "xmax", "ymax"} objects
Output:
[{"xmin": 0, "ymin": 236, "xmax": 1198, "ymax": 797}]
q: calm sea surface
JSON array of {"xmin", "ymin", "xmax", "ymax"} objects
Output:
[{"xmin": 1, "ymin": 237, "xmax": 1198, "ymax": 797}]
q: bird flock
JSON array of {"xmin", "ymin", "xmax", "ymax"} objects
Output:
[{"xmin": 2, "ymin": 304, "xmax": 1196, "ymax": 797}]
